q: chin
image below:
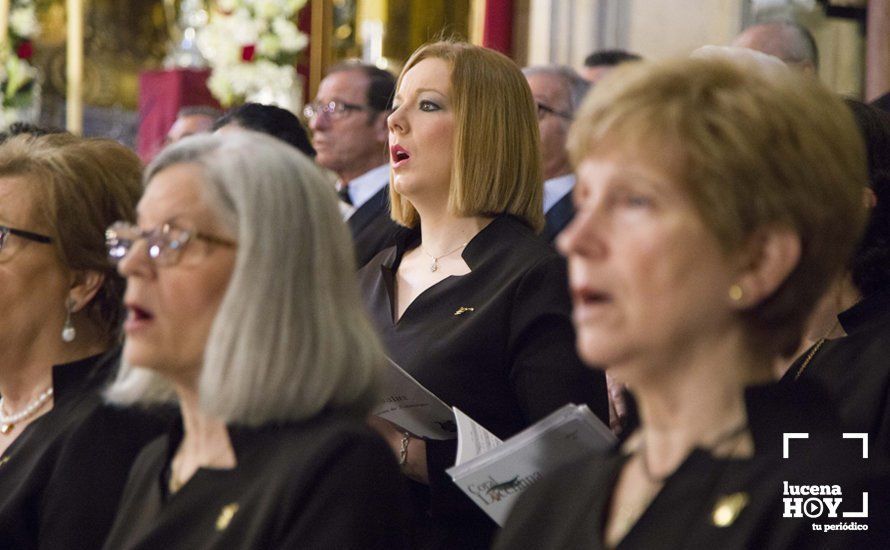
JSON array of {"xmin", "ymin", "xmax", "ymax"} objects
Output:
[
  {"xmin": 575, "ymin": 332, "xmax": 626, "ymax": 368},
  {"xmin": 122, "ymin": 341, "xmax": 161, "ymax": 371},
  {"xmin": 391, "ymin": 175, "xmax": 416, "ymax": 195}
]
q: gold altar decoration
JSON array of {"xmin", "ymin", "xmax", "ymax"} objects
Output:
[{"xmin": 33, "ymin": 0, "xmax": 168, "ymax": 114}]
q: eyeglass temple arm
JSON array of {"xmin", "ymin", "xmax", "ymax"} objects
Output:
[{"xmin": 7, "ymin": 227, "xmax": 53, "ymax": 244}]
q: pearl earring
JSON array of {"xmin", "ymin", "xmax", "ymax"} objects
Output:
[{"xmin": 62, "ymin": 300, "xmax": 76, "ymax": 343}]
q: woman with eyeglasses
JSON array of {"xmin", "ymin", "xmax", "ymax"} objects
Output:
[
  {"xmin": 0, "ymin": 133, "xmax": 166, "ymax": 549},
  {"xmin": 358, "ymin": 41, "xmax": 609, "ymax": 549},
  {"xmin": 101, "ymin": 132, "xmax": 409, "ymax": 550}
]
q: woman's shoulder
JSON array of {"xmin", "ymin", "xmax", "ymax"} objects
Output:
[
  {"xmin": 55, "ymin": 403, "xmax": 171, "ymax": 471},
  {"xmin": 464, "ymin": 215, "xmax": 565, "ymax": 285},
  {"xmin": 486, "ymin": 215, "xmax": 559, "ymax": 260},
  {"xmin": 239, "ymin": 412, "xmax": 394, "ymax": 468}
]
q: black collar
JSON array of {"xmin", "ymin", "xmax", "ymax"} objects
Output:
[
  {"xmin": 49, "ymin": 348, "xmax": 120, "ymax": 400},
  {"xmin": 384, "ymin": 214, "xmax": 534, "ymax": 272},
  {"xmin": 837, "ymin": 287, "xmax": 890, "ymax": 335},
  {"xmin": 619, "ymin": 380, "xmax": 841, "ymax": 458}
]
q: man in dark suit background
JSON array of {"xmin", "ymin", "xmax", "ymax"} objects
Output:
[
  {"xmin": 305, "ymin": 62, "xmax": 400, "ymax": 267},
  {"xmin": 523, "ymin": 65, "xmax": 590, "ymax": 243}
]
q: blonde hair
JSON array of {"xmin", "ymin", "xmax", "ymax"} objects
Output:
[
  {"xmin": 0, "ymin": 133, "xmax": 142, "ymax": 343},
  {"xmin": 390, "ymin": 41, "xmax": 544, "ymax": 231},
  {"xmin": 568, "ymin": 57, "xmax": 867, "ymax": 357},
  {"xmin": 106, "ymin": 132, "xmax": 385, "ymax": 425}
]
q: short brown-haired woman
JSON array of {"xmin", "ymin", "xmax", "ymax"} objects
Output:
[
  {"xmin": 0, "ymin": 133, "xmax": 164, "ymax": 549},
  {"xmin": 496, "ymin": 57, "xmax": 889, "ymax": 548},
  {"xmin": 359, "ymin": 41, "xmax": 609, "ymax": 548}
]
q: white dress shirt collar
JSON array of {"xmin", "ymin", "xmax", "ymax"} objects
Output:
[
  {"xmin": 543, "ymin": 173, "xmax": 576, "ymax": 213},
  {"xmin": 338, "ymin": 164, "xmax": 390, "ymax": 211}
]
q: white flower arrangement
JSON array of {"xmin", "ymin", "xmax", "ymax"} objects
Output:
[
  {"xmin": 198, "ymin": 0, "xmax": 309, "ymax": 112},
  {"xmin": 1, "ymin": 0, "xmax": 40, "ymax": 124}
]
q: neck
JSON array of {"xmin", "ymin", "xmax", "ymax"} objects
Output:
[
  {"xmin": 174, "ymin": 382, "xmax": 235, "ymax": 468},
  {"xmin": 804, "ymin": 274, "xmax": 860, "ymax": 343},
  {"xmin": 417, "ymin": 209, "xmax": 492, "ymax": 256},
  {"xmin": 338, "ymin": 156, "xmax": 387, "ymax": 186},
  {"xmin": 0, "ymin": 332, "xmax": 107, "ymax": 412},
  {"xmin": 619, "ymin": 327, "xmax": 770, "ymax": 470}
]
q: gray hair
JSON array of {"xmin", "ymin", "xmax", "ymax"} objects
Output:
[
  {"xmin": 106, "ymin": 132, "xmax": 385, "ymax": 425},
  {"xmin": 522, "ymin": 65, "xmax": 591, "ymax": 114},
  {"xmin": 734, "ymin": 21, "xmax": 819, "ymax": 71}
]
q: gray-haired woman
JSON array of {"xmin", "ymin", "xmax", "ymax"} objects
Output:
[{"xmin": 102, "ymin": 132, "xmax": 409, "ymax": 549}]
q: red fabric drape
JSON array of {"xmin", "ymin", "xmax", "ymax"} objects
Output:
[
  {"xmin": 136, "ymin": 69, "xmax": 221, "ymax": 163},
  {"xmin": 297, "ymin": 3, "xmax": 312, "ymax": 104},
  {"xmin": 482, "ymin": 0, "xmax": 514, "ymax": 56}
]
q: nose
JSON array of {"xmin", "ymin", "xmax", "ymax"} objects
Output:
[
  {"xmin": 308, "ymin": 109, "xmax": 329, "ymax": 132},
  {"xmin": 116, "ymin": 239, "xmax": 154, "ymax": 279},
  {"xmin": 557, "ymin": 203, "xmax": 607, "ymax": 260},
  {"xmin": 387, "ymin": 105, "xmax": 407, "ymax": 135}
]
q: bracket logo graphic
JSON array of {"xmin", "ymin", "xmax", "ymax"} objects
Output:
[{"xmin": 781, "ymin": 433, "xmax": 869, "ymax": 523}]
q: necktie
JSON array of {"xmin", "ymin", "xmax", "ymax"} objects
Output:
[{"xmin": 337, "ymin": 186, "xmax": 352, "ymax": 206}]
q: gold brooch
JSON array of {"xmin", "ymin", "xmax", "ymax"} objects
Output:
[
  {"xmin": 216, "ymin": 503, "xmax": 240, "ymax": 531},
  {"xmin": 711, "ymin": 492, "xmax": 749, "ymax": 527},
  {"xmin": 454, "ymin": 307, "xmax": 475, "ymax": 316},
  {"xmin": 0, "ymin": 456, "xmax": 9, "ymax": 468}
]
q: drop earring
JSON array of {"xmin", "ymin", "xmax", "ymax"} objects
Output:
[{"xmin": 62, "ymin": 299, "xmax": 76, "ymax": 343}]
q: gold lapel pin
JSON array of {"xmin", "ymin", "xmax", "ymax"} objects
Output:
[
  {"xmin": 216, "ymin": 503, "xmax": 240, "ymax": 531},
  {"xmin": 0, "ymin": 456, "xmax": 9, "ymax": 468},
  {"xmin": 454, "ymin": 307, "xmax": 475, "ymax": 316},
  {"xmin": 711, "ymin": 492, "xmax": 749, "ymax": 527}
]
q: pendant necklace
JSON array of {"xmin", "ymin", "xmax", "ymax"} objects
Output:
[
  {"xmin": 421, "ymin": 241, "xmax": 468, "ymax": 272},
  {"xmin": 0, "ymin": 386, "xmax": 54, "ymax": 435}
]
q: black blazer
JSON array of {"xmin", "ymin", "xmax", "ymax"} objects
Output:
[
  {"xmin": 542, "ymin": 192, "xmax": 575, "ymax": 244},
  {"xmin": 783, "ymin": 287, "xmax": 890, "ymax": 457},
  {"xmin": 102, "ymin": 412, "xmax": 411, "ymax": 550},
  {"xmin": 358, "ymin": 214, "xmax": 609, "ymax": 549},
  {"xmin": 0, "ymin": 350, "xmax": 166, "ymax": 550},
  {"xmin": 496, "ymin": 382, "xmax": 890, "ymax": 549},
  {"xmin": 348, "ymin": 185, "xmax": 401, "ymax": 268}
]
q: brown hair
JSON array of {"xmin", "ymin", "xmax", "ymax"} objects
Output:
[
  {"xmin": 0, "ymin": 133, "xmax": 143, "ymax": 343},
  {"xmin": 568, "ymin": 57, "xmax": 867, "ymax": 357},
  {"xmin": 389, "ymin": 41, "xmax": 544, "ymax": 231}
]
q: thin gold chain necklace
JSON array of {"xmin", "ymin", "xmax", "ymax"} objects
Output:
[
  {"xmin": 793, "ymin": 319, "xmax": 841, "ymax": 381},
  {"xmin": 421, "ymin": 241, "xmax": 468, "ymax": 272}
]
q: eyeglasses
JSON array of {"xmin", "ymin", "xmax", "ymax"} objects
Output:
[
  {"xmin": 536, "ymin": 102, "xmax": 573, "ymax": 121},
  {"xmin": 303, "ymin": 100, "xmax": 373, "ymax": 121},
  {"xmin": 0, "ymin": 225, "xmax": 53, "ymax": 252},
  {"xmin": 105, "ymin": 221, "xmax": 236, "ymax": 267}
]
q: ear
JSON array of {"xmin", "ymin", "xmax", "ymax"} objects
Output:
[
  {"xmin": 731, "ymin": 225, "xmax": 801, "ymax": 310},
  {"xmin": 68, "ymin": 270, "xmax": 105, "ymax": 313},
  {"xmin": 372, "ymin": 111, "xmax": 389, "ymax": 144},
  {"xmin": 865, "ymin": 187, "xmax": 877, "ymax": 209}
]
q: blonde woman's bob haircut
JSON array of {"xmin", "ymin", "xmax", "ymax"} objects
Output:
[
  {"xmin": 389, "ymin": 41, "xmax": 545, "ymax": 232},
  {"xmin": 568, "ymin": 57, "xmax": 867, "ymax": 358},
  {"xmin": 106, "ymin": 132, "xmax": 385, "ymax": 425}
]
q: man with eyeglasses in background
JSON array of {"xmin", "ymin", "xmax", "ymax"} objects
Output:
[
  {"xmin": 304, "ymin": 62, "xmax": 400, "ymax": 268},
  {"xmin": 523, "ymin": 65, "xmax": 629, "ymax": 433},
  {"xmin": 522, "ymin": 65, "xmax": 590, "ymax": 244}
]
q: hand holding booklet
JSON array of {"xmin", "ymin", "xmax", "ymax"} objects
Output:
[
  {"xmin": 446, "ymin": 404, "xmax": 616, "ymax": 526},
  {"xmin": 371, "ymin": 358, "xmax": 457, "ymax": 440}
]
